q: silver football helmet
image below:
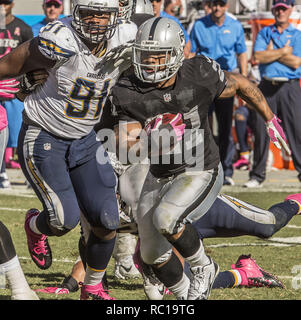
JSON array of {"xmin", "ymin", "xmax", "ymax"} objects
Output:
[
  {"xmin": 133, "ymin": 0, "xmax": 154, "ymax": 15},
  {"xmin": 133, "ymin": 17, "xmax": 185, "ymax": 83},
  {"xmin": 119, "ymin": 0, "xmax": 134, "ymax": 19},
  {"xmin": 71, "ymin": 0, "xmax": 119, "ymax": 43}
]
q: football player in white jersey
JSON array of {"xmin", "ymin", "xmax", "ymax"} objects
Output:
[{"xmin": 0, "ymin": 0, "xmax": 138, "ymax": 300}]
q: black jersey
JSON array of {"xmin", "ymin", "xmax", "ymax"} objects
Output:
[{"xmin": 112, "ymin": 55, "xmax": 227, "ymax": 178}]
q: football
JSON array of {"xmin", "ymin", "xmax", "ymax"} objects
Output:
[
  {"xmin": 144, "ymin": 113, "xmax": 186, "ymax": 156},
  {"xmin": 144, "ymin": 112, "xmax": 185, "ymax": 138}
]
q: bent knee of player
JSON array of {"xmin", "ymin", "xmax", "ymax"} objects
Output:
[
  {"xmin": 153, "ymin": 206, "xmax": 179, "ymax": 235},
  {"xmin": 140, "ymin": 243, "xmax": 171, "ymax": 265},
  {"xmin": 91, "ymin": 225, "xmax": 116, "ymax": 240},
  {"xmin": 87, "ymin": 200, "xmax": 120, "ymax": 231},
  {"xmin": 256, "ymin": 224, "xmax": 277, "ymax": 239},
  {"xmin": 47, "ymin": 205, "xmax": 80, "ymax": 236}
]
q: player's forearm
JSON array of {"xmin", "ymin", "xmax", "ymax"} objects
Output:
[
  {"xmin": 254, "ymin": 48, "xmax": 285, "ymax": 64},
  {"xmin": 221, "ymin": 72, "xmax": 273, "ymax": 121},
  {"xmin": 236, "ymin": 75, "xmax": 273, "ymax": 121},
  {"xmin": 278, "ymin": 54, "xmax": 301, "ymax": 70},
  {"xmin": 0, "ymin": 41, "xmax": 31, "ymax": 79},
  {"xmin": 115, "ymin": 124, "xmax": 142, "ymax": 163},
  {"xmin": 0, "ymin": 38, "xmax": 54, "ymax": 80}
]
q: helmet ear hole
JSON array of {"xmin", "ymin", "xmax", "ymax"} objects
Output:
[
  {"xmin": 71, "ymin": 0, "xmax": 119, "ymax": 43},
  {"xmin": 133, "ymin": 17, "xmax": 185, "ymax": 83}
]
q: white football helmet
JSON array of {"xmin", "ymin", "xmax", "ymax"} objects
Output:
[
  {"xmin": 119, "ymin": 0, "xmax": 134, "ymax": 19},
  {"xmin": 133, "ymin": 17, "xmax": 185, "ymax": 83},
  {"xmin": 133, "ymin": 0, "xmax": 154, "ymax": 15},
  {"xmin": 71, "ymin": 0, "xmax": 119, "ymax": 43}
]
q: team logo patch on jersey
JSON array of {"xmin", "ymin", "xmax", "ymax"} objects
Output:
[
  {"xmin": 163, "ymin": 93, "xmax": 172, "ymax": 102},
  {"xmin": 43, "ymin": 143, "xmax": 51, "ymax": 151}
]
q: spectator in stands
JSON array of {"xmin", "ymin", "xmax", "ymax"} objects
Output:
[
  {"xmin": 189, "ymin": 0, "xmax": 248, "ymax": 186},
  {"xmin": 203, "ymin": 0, "xmax": 212, "ymax": 15},
  {"xmin": 164, "ymin": 0, "xmax": 183, "ymax": 17},
  {"xmin": 31, "ymin": 0, "xmax": 64, "ymax": 37},
  {"xmin": 0, "ymin": 0, "xmax": 33, "ymax": 189},
  {"xmin": 244, "ymin": 0, "xmax": 301, "ymax": 188},
  {"xmin": 150, "ymin": 0, "xmax": 191, "ymax": 57}
]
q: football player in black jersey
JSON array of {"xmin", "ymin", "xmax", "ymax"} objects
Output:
[{"xmin": 112, "ymin": 17, "xmax": 290, "ymax": 300}]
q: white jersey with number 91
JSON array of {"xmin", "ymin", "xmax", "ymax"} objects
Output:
[{"xmin": 24, "ymin": 16, "xmax": 137, "ymax": 139}]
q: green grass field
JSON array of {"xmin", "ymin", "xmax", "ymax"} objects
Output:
[{"xmin": 1, "ymin": 191, "xmax": 301, "ymax": 301}]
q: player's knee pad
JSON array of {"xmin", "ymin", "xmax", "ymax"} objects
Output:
[
  {"xmin": 152, "ymin": 205, "xmax": 178, "ymax": 235},
  {"xmin": 140, "ymin": 245, "xmax": 172, "ymax": 266},
  {"xmin": 0, "ymin": 221, "xmax": 16, "ymax": 263},
  {"xmin": 152, "ymin": 251, "xmax": 184, "ymax": 288},
  {"xmin": 91, "ymin": 226, "xmax": 116, "ymax": 241},
  {"xmin": 47, "ymin": 206, "xmax": 79, "ymax": 236},
  {"xmin": 170, "ymin": 223, "xmax": 200, "ymax": 259},
  {"xmin": 47, "ymin": 222, "xmax": 71, "ymax": 237},
  {"xmin": 85, "ymin": 198, "xmax": 120, "ymax": 231}
]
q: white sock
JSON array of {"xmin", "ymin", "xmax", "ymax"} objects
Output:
[
  {"xmin": 1, "ymin": 256, "xmax": 31, "ymax": 295},
  {"xmin": 185, "ymin": 241, "xmax": 210, "ymax": 268},
  {"xmin": 168, "ymin": 273, "xmax": 190, "ymax": 300},
  {"xmin": 84, "ymin": 265, "xmax": 105, "ymax": 286},
  {"xmin": 229, "ymin": 269, "xmax": 242, "ymax": 287},
  {"xmin": 29, "ymin": 215, "xmax": 41, "ymax": 235}
]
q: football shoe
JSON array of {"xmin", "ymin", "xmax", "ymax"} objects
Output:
[
  {"xmin": 188, "ymin": 257, "xmax": 219, "ymax": 300},
  {"xmin": 11, "ymin": 289, "xmax": 39, "ymax": 300},
  {"xmin": 231, "ymin": 254, "xmax": 284, "ymax": 288},
  {"xmin": 80, "ymin": 281, "xmax": 115, "ymax": 300},
  {"xmin": 24, "ymin": 209, "xmax": 52, "ymax": 270},
  {"xmin": 133, "ymin": 241, "xmax": 165, "ymax": 300},
  {"xmin": 35, "ymin": 275, "xmax": 81, "ymax": 294},
  {"xmin": 114, "ymin": 255, "xmax": 141, "ymax": 280},
  {"xmin": 285, "ymin": 194, "xmax": 301, "ymax": 215}
]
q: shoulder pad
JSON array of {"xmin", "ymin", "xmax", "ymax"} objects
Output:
[{"xmin": 38, "ymin": 20, "xmax": 77, "ymax": 61}]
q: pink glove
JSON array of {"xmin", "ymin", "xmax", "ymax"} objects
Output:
[
  {"xmin": 145, "ymin": 113, "xmax": 186, "ymax": 141},
  {"xmin": 168, "ymin": 113, "xmax": 186, "ymax": 141},
  {"xmin": 266, "ymin": 115, "xmax": 291, "ymax": 155},
  {"xmin": 0, "ymin": 79, "xmax": 20, "ymax": 99}
]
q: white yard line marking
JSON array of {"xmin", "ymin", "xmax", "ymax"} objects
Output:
[
  {"xmin": 0, "ymin": 207, "xmax": 27, "ymax": 212},
  {"xmin": 206, "ymin": 242, "xmax": 292, "ymax": 248},
  {"xmin": 18, "ymin": 256, "xmax": 75, "ymax": 263},
  {"xmin": 267, "ymin": 237, "xmax": 301, "ymax": 244},
  {"xmin": 286, "ymin": 225, "xmax": 301, "ymax": 229}
]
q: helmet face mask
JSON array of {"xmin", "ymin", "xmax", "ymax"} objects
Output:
[
  {"xmin": 134, "ymin": 45, "xmax": 178, "ymax": 83},
  {"xmin": 133, "ymin": 17, "xmax": 185, "ymax": 83},
  {"xmin": 119, "ymin": 0, "xmax": 134, "ymax": 19},
  {"xmin": 72, "ymin": 0, "xmax": 119, "ymax": 44}
]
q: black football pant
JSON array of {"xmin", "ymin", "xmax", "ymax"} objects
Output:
[
  {"xmin": 249, "ymin": 79, "xmax": 301, "ymax": 183},
  {"xmin": 211, "ymin": 97, "xmax": 235, "ymax": 178}
]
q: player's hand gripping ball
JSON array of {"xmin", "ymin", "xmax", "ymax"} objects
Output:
[{"xmin": 144, "ymin": 112, "xmax": 186, "ymax": 156}]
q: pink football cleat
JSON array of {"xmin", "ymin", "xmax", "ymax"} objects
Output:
[
  {"xmin": 80, "ymin": 282, "xmax": 115, "ymax": 300},
  {"xmin": 24, "ymin": 209, "xmax": 52, "ymax": 270},
  {"xmin": 285, "ymin": 194, "xmax": 301, "ymax": 215},
  {"xmin": 35, "ymin": 287, "xmax": 70, "ymax": 294},
  {"xmin": 231, "ymin": 254, "xmax": 284, "ymax": 288}
]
